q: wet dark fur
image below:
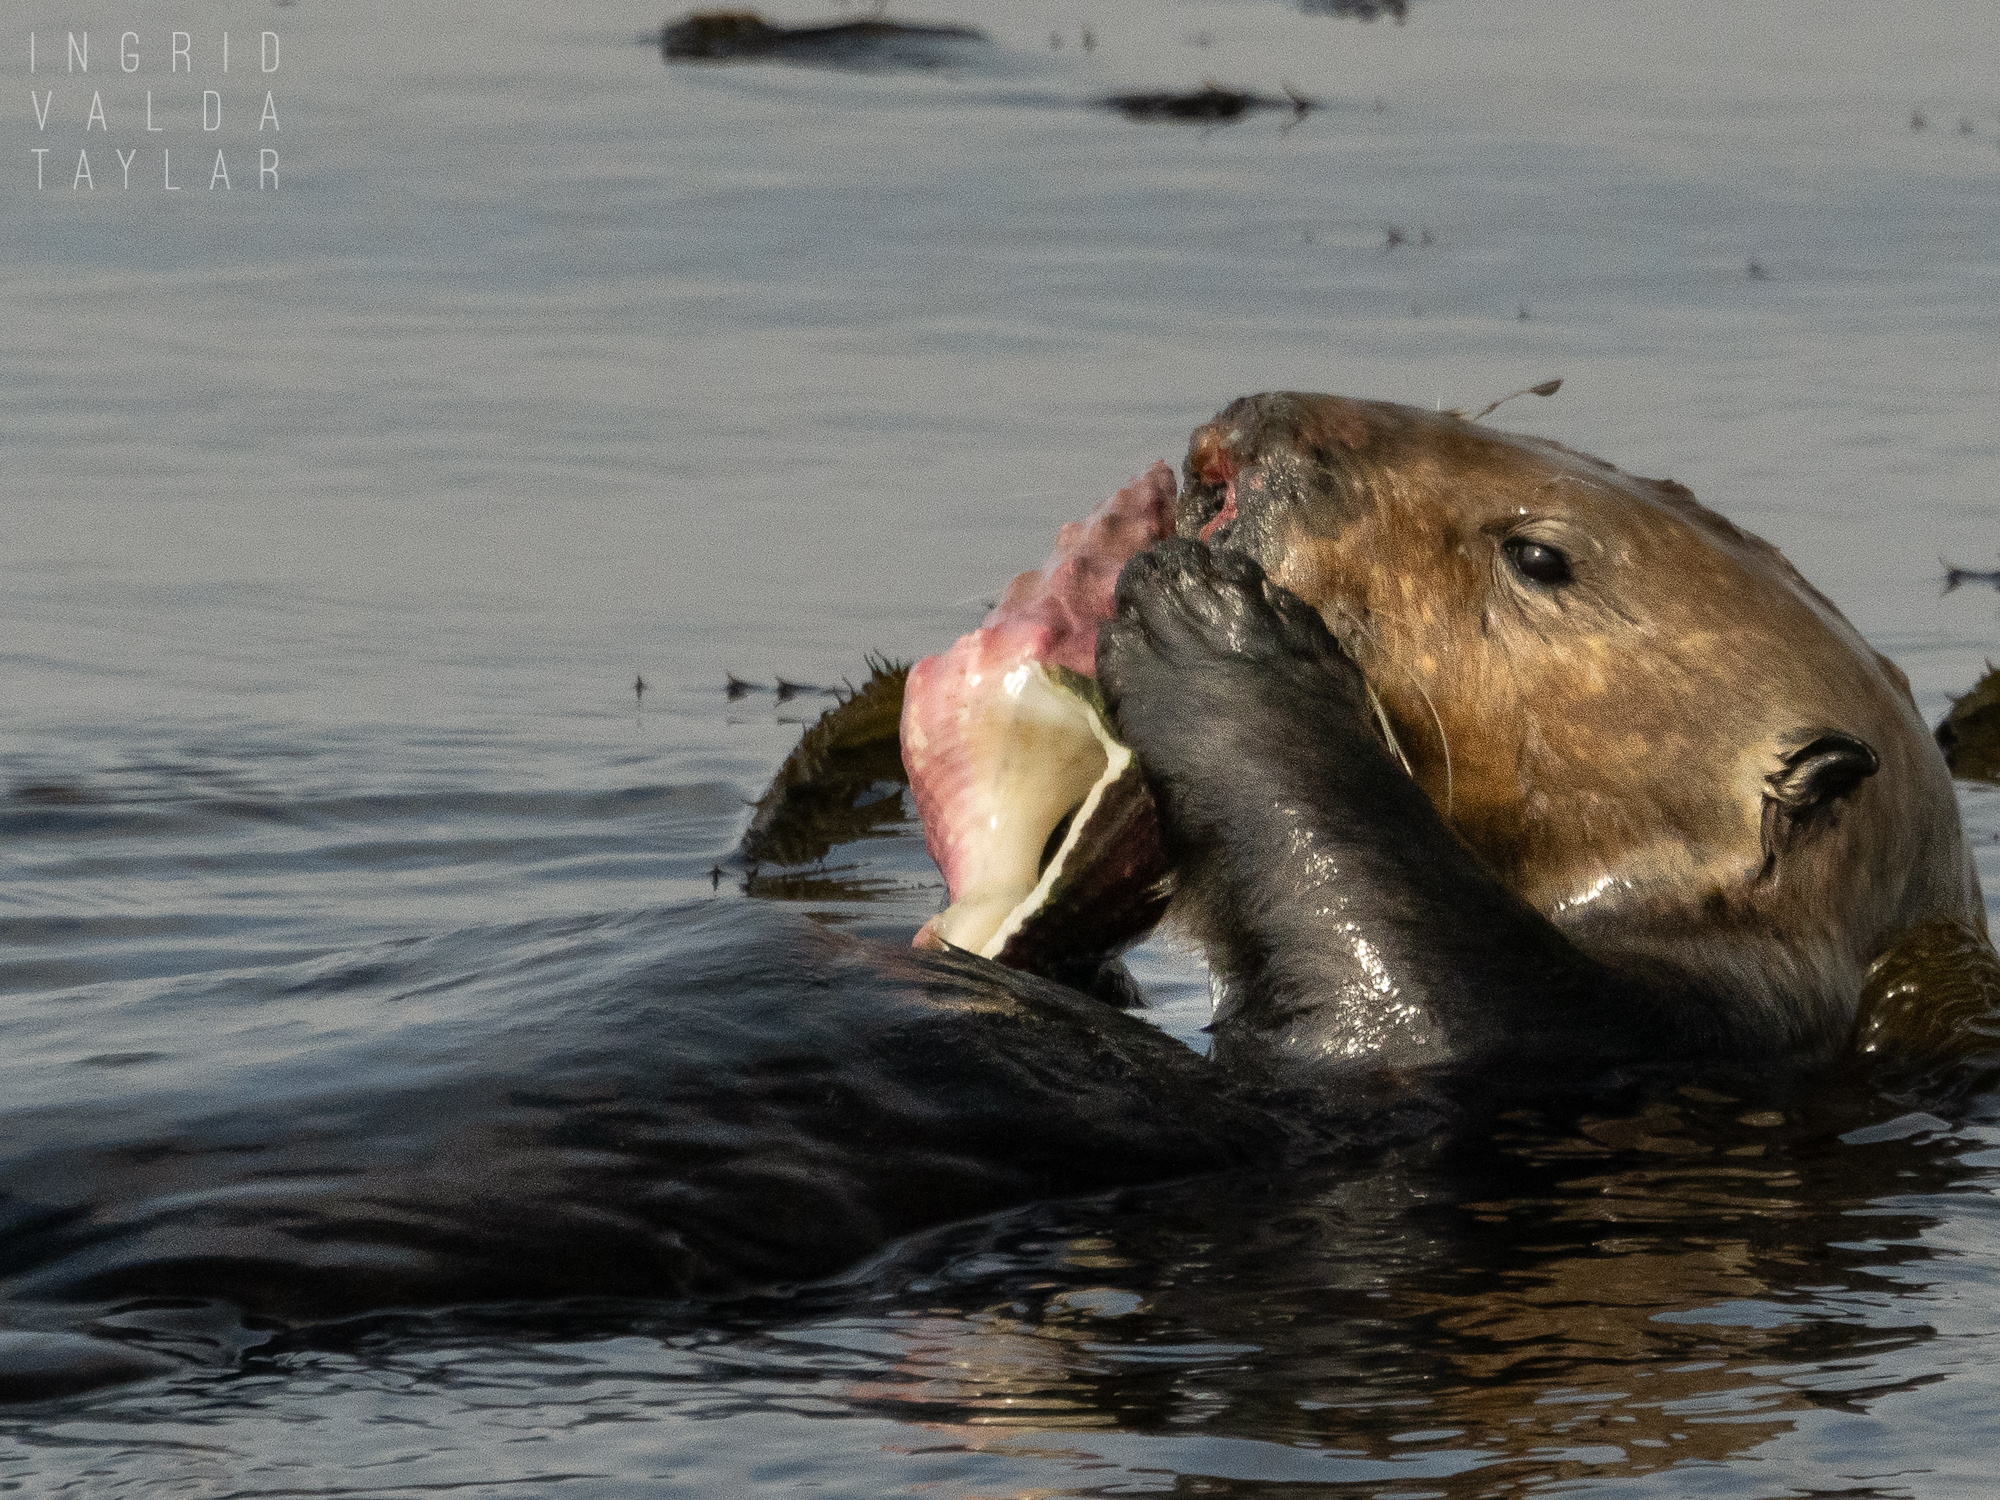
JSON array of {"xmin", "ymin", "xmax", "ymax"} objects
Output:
[
  {"xmin": 0, "ymin": 908, "xmax": 1284, "ymax": 1332},
  {"xmin": 1097, "ymin": 540, "xmax": 1697, "ymax": 1096}
]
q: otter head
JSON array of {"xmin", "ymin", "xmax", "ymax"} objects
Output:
[{"xmin": 1180, "ymin": 393, "xmax": 1980, "ymax": 1051}]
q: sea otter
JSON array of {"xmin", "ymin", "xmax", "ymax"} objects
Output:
[
  {"xmin": 901, "ymin": 392, "xmax": 1994, "ymax": 1095},
  {"xmin": 1089, "ymin": 393, "xmax": 1989, "ymax": 1088},
  {"xmin": 5, "ymin": 394, "xmax": 1991, "ymax": 1398}
]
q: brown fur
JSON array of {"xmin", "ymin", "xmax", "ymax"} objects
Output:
[{"xmin": 1178, "ymin": 393, "xmax": 1982, "ymax": 1054}]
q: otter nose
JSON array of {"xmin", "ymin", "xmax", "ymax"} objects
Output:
[
  {"xmin": 1180, "ymin": 422, "xmax": 1241, "ymax": 542},
  {"xmin": 1188, "ymin": 425, "xmax": 1238, "ymax": 491}
]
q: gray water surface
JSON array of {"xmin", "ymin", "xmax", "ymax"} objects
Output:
[{"xmin": 5, "ymin": 0, "xmax": 2000, "ymax": 1491}]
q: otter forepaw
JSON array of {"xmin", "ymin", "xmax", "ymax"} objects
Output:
[
  {"xmin": 1096, "ymin": 539, "xmax": 1374, "ymax": 869},
  {"xmin": 1097, "ymin": 539, "xmax": 1353, "ymax": 705}
]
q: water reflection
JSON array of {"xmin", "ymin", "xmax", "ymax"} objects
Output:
[
  {"xmin": 13, "ymin": 1072, "xmax": 1988, "ymax": 1493},
  {"xmin": 784, "ymin": 1096, "xmax": 1986, "ymax": 1489}
]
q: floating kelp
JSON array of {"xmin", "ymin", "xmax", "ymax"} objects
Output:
[
  {"xmin": 902, "ymin": 466, "xmax": 1177, "ymax": 982},
  {"xmin": 725, "ymin": 673, "xmax": 835, "ymax": 701},
  {"xmin": 1299, "ymin": 0, "xmax": 1408, "ymax": 19},
  {"xmin": 740, "ymin": 659, "xmax": 909, "ymax": 869},
  {"xmin": 1100, "ymin": 83, "xmax": 1319, "ymax": 124},
  {"xmin": 661, "ymin": 10, "xmax": 988, "ymax": 68},
  {"xmin": 1943, "ymin": 563, "xmax": 2000, "ymax": 593},
  {"xmin": 1856, "ymin": 917, "xmax": 2000, "ymax": 1098},
  {"xmin": 1935, "ymin": 663, "xmax": 2000, "ymax": 783}
]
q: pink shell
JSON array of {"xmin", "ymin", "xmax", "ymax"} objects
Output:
[{"xmin": 900, "ymin": 463, "xmax": 1176, "ymax": 906}]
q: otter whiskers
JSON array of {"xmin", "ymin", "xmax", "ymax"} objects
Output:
[{"xmin": 1337, "ymin": 606, "xmax": 1455, "ymax": 820}]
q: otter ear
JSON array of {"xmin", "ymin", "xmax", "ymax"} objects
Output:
[
  {"xmin": 1766, "ymin": 731, "xmax": 1880, "ymax": 810},
  {"xmin": 1760, "ymin": 730, "xmax": 1879, "ymax": 865}
]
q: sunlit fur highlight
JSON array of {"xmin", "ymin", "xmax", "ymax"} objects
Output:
[{"xmin": 1182, "ymin": 395, "xmax": 1981, "ymax": 1056}]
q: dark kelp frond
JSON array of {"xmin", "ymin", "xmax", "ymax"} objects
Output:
[
  {"xmin": 740, "ymin": 658, "xmax": 910, "ymax": 868},
  {"xmin": 1856, "ymin": 918, "xmax": 2000, "ymax": 1100},
  {"xmin": 1936, "ymin": 663, "xmax": 2000, "ymax": 783},
  {"xmin": 661, "ymin": 11, "xmax": 988, "ymax": 67}
]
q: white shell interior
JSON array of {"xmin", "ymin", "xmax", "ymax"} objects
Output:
[{"xmin": 928, "ymin": 664, "xmax": 1130, "ymax": 959}]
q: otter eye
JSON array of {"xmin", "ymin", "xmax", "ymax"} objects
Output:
[{"xmin": 1504, "ymin": 537, "xmax": 1573, "ymax": 586}]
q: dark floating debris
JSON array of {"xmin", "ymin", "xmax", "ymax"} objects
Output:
[
  {"xmin": 1936, "ymin": 664, "xmax": 2000, "ymax": 783},
  {"xmin": 660, "ymin": 9, "xmax": 987, "ymax": 68},
  {"xmin": 1945, "ymin": 563, "xmax": 2000, "ymax": 593},
  {"xmin": 1747, "ymin": 257, "xmax": 1770, "ymax": 281},
  {"xmin": 775, "ymin": 677, "xmax": 836, "ymax": 702},
  {"xmin": 740, "ymin": 659, "xmax": 910, "ymax": 869},
  {"xmin": 1382, "ymin": 224, "xmax": 1434, "ymax": 251},
  {"xmin": 725, "ymin": 673, "xmax": 837, "ymax": 702},
  {"xmin": 1100, "ymin": 82, "xmax": 1320, "ymax": 125},
  {"xmin": 634, "ymin": 674, "xmax": 647, "ymax": 702},
  {"xmin": 1299, "ymin": 0, "xmax": 1408, "ymax": 18}
]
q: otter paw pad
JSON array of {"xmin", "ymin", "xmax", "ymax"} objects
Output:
[{"xmin": 1100, "ymin": 539, "xmax": 1336, "ymax": 680}]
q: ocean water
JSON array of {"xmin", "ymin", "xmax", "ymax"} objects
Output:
[{"xmin": 3, "ymin": 0, "xmax": 2000, "ymax": 1491}]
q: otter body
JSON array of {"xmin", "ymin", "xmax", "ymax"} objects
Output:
[{"xmin": 0, "ymin": 907, "xmax": 1275, "ymax": 1327}]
